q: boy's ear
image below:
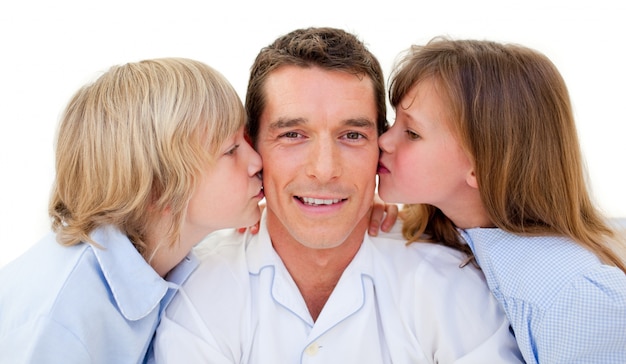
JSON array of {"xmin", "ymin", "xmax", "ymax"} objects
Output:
[
  {"xmin": 466, "ymin": 169, "xmax": 479, "ymax": 189},
  {"xmin": 148, "ymin": 185, "xmax": 171, "ymax": 214}
]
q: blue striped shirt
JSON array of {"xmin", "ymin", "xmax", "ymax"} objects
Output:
[{"xmin": 460, "ymin": 228, "xmax": 626, "ymax": 364}]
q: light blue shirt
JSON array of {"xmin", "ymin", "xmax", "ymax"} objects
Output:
[
  {"xmin": 460, "ymin": 228, "xmax": 626, "ymax": 364},
  {"xmin": 0, "ymin": 225, "xmax": 197, "ymax": 364}
]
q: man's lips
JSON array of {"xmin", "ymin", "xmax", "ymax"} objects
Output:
[{"xmin": 295, "ymin": 196, "xmax": 347, "ymax": 206}]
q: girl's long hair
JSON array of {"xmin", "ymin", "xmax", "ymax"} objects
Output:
[{"xmin": 391, "ymin": 38, "xmax": 626, "ymax": 271}]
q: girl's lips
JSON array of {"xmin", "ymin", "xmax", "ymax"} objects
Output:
[{"xmin": 377, "ymin": 162, "xmax": 390, "ymax": 174}]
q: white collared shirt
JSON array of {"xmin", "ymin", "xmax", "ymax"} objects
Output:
[{"xmin": 154, "ymin": 214, "xmax": 523, "ymax": 363}]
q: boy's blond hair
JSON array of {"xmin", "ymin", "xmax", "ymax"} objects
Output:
[{"xmin": 49, "ymin": 58, "xmax": 244, "ymax": 258}]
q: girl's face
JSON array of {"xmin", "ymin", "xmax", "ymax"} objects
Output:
[
  {"xmin": 183, "ymin": 126, "xmax": 264, "ymax": 242},
  {"xmin": 377, "ymin": 78, "xmax": 480, "ymax": 222}
]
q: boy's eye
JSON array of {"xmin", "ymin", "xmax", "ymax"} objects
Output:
[{"xmin": 225, "ymin": 144, "xmax": 239, "ymax": 155}]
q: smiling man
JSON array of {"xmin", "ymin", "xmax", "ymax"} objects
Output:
[
  {"xmin": 152, "ymin": 27, "xmax": 523, "ymax": 363},
  {"xmin": 254, "ymin": 64, "xmax": 380, "ymax": 320}
]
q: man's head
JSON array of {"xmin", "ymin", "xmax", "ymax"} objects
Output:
[
  {"xmin": 247, "ymin": 27, "xmax": 386, "ymax": 249},
  {"xmin": 246, "ymin": 27, "xmax": 388, "ymax": 144}
]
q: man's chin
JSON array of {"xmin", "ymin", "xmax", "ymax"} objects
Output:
[
  {"xmin": 289, "ymin": 219, "xmax": 369, "ymax": 250},
  {"xmin": 266, "ymin": 206, "xmax": 369, "ymax": 248}
]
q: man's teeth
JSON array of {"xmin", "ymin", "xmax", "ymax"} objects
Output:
[{"xmin": 301, "ymin": 197, "xmax": 341, "ymax": 206}]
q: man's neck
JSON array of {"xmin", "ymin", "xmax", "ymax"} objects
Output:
[{"xmin": 267, "ymin": 213, "xmax": 369, "ymax": 321}]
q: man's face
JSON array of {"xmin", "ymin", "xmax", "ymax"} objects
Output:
[{"xmin": 256, "ymin": 65, "xmax": 379, "ymax": 249}]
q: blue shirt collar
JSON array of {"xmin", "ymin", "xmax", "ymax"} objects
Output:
[{"xmin": 90, "ymin": 225, "xmax": 169, "ymax": 321}]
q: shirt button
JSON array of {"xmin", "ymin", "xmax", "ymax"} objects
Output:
[{"xmin": 305, "ymin": 342, "xmax": 319, "ymax": 356}]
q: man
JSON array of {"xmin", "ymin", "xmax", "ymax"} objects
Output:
[{"xmin": 153, "ymin": 27, "xmax": 523, "ymax": 363}]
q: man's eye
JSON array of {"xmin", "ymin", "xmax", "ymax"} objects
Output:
[
  {"xmin": 280, "ymin": 131, "xmax": 301, "ymax": 138},
  {"xmin": 344, "ymin": 132, "xmax": 365, "ymax": 140},
  {"xmin": 405, "ymin": 130, "xmax": 420, "ymax": 140}
]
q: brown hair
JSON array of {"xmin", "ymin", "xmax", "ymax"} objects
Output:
[
  {"xmin": 391, "ymin": 38, "xmax": 626, "ymax": 271},
  {"xmin": 245, "ymin": 27, "xmax": 388, "ymax": 143}
]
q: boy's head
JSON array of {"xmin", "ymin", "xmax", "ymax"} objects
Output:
[{"xmin": 50, "ymin": 58, "xmax": 245, "ymax": 255}]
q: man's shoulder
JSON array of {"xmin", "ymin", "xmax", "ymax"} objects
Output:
[
  {"xmin": 164, "ymin": 229, "xmax": 250, "ymax": 342},
  {"xmin": 366, "ymin": 229, "xmax": 500, "ymax": 338},
  {"xmin": 193, "ymin": 228, "xmax": 245, "ymax": 258},
  {"xmin": 370, "ymin": 229, "xmax": 468, "ymax": 268},
  {"xmin": 180, "ymin": 229, "xmax": 250, "ymax": 295},
  {"xmin": 368, "ymin": 229, "xmax": 487, "ymax": 293}
]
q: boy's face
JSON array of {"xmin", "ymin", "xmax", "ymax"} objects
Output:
[
  {"xmin": 184, "ymin": 126, "xmax": 264, "ymax": 241},
  {"xmin": 256, "ymin": 65, "xmax": 379, "ymax": 249}
]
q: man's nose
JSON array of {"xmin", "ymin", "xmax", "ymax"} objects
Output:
[{"xmin": 305, "ymin": 138, "xmax": 341, "ymax": 182}]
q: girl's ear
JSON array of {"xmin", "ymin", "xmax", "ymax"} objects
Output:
[{"xmin": 466, "ymin": 169, "xmax": 479, "ymax": 189}]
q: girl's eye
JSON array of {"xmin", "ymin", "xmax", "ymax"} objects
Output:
[{"xmin": 405, "ymin": 130, "xmax": 420, "ymax": 140}]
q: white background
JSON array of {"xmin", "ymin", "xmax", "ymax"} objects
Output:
[{"xmin": 1, "ymin": 0, "xmax": 625, "ymax": 267}]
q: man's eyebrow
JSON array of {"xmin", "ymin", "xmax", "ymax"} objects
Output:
[
  {"xmin": 269, "ymin": 117, "xmax": 307, "ymax": 130},
  {"xmin": 268, "ymin": 117, "xmax": 376, "ymax": 130},
  {"xmin": 344, "ymin": 118, "xmax": 376, "ymax": 129}
]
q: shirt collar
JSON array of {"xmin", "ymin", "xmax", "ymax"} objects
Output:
[
  {"xmin": 245, "ymin": 211, "xmax": 280, "ymax": 273},
  {"xmin": 245, "ymin": 211, "xmax": 375, "ymax": 325},
  {"xmin": 161, "ymin": 252, "xmax": 199, "ymax": 312},
  {"xmin": 90, "ymin": 225, "xmax": 169, "ymax": 321}
]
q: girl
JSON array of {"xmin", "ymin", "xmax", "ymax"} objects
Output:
[
  {"xmin": 0, "ymin": 58, "xmax": 264, "ymax": 363},
  {"xmin": 377, "ymin": 38, "xmax": 626, "ymax": 364}
]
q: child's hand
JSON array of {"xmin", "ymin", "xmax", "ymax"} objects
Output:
[
  {"xmin": 237, "ymin": 203, "xmax": 265, "ymax": 235},
  {"xmin": 368, "ymin": 195, "xmax": 399, "ymax": 236}
]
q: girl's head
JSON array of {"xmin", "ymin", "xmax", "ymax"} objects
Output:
[
  {"xmin": 378, "ymin": 75, "xmax": 484, "ymax": 229},
  {"xmin": 380, "ymin": 38, "xmax": 624, "ymax": 268},
  {"xmin": 50, "ymin": 58, "xmax": 263, "ymax": 264},
  {"xmin": 383, "ymin": 37, "xmax": 585, "ymax": 229}
]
